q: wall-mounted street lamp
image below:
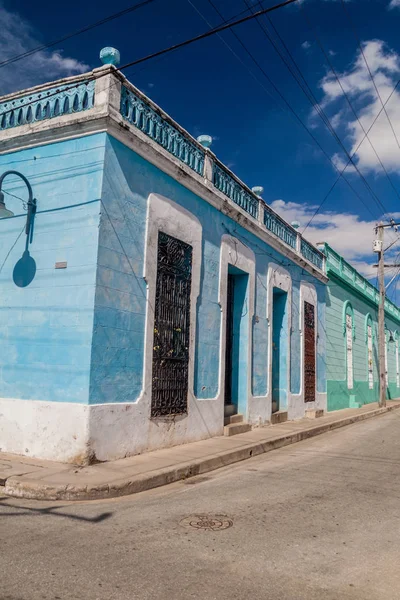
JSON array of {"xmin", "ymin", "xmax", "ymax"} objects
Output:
[
  {"xmin": 0, "ymin": 170, "xmax": 37, "ymax": 235},
  {"xmin": 0, "ymin": 170, "xmax": 37, "ymax": 287}
]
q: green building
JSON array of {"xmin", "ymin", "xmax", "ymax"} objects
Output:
[{"xmin": 319, "ymin": 243, "xmax": 400, "ymax": 411}]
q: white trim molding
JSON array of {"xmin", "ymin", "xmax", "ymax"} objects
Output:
[
  {"xmin": 290, "ymin": 281, "xmax": 327, "ymax": 420},
  {"xmin": 88, "ymin": 193, "xmax": 226, "ymax": 460},
  {"xmin": 267, "ymin": 264, "xmax": 292, "ymax": 412},
  {"xmin": 218, "ymin": 234, "xmax": 255, "ymax": 421},
  {"xmin": 250, "ymin": 264, "xmax": 294, "ymax": 425}
]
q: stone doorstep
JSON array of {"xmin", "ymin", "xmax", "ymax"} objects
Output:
[
  {"xmin": 270, "ymin": 411, "xmax": 288, "ymax": 425},
  {"xmin": 224, "ymin": 423, "xmax": 252, "ymax": 436},
  {"xmin": 2, "ymin": 401, "xmax": 400, "ymax": 502},
  {"xmin": 305, "ymin": 409, "xmax": 325, "ymax": 419},
  {"xmin": 224, "ymin": 413, "xmax": 244, "ymax": 426}
]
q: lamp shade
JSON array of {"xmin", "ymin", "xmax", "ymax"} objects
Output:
[{"xmin": 0, "ymin": 192, "xmax": 14, "ymax": 218}]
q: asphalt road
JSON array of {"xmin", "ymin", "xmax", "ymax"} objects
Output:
[{"xmin": 2, "ymin": 411, "xmax": 400, "ymax": 600}]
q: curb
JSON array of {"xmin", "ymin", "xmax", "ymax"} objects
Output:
[{"xmin": 4, "ymin": 403, "xmax": 400, "ymax": 501}]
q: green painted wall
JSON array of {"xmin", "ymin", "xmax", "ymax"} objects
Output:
[{"xmin": 326, "ymin": 275, "xmax": 400, "ymax": 411}]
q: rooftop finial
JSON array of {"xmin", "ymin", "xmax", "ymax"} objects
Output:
[
  {"xmin": 197, "ymin": 135, "xmax": 212, "ymax": 148},
  {"xmin": 100, "ymin": 47, "xmax": 120, "ymax": 66},
  {"xmin": 251, "ymin": 186, "xmax": 264, "ymax": 197},
  {"xmin": 291, "ymin": 221, "xmax": 300, "ymax": 229}
]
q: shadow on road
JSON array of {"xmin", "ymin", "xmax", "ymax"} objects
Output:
[{"xmin": 0, "ymin": 497, "xmax": 112, "ymax": 523}]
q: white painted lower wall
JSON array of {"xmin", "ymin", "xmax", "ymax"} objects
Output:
[
  {"xmin": 0, "ymin": 397, "xmax": 89, "ymax": 463},
  {"xmin": 0, "ymin": 387, "xmax": 327, "ymax": 465},
  {"xmin": 89, "ymin": 397, "xmax": 223, "ymax": 462},
  {"xmin": 0, "ymin": 397, "xmax": 223, "ymax": 464}
]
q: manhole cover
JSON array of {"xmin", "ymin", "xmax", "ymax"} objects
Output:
[{"xmin": 179, "ymin": 514, "xmax": 233, "ymax": 531}]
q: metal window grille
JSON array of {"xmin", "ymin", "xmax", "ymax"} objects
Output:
[
  {"xmin": 151, "ymin": 232, "xmax": 192, "ymax": 417},
  {"xmin": 304, "ymin": 301, "xmax": 316, "ymax": 403}
]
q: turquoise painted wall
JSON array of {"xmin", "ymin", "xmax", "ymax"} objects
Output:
[
  {"xmin": 229, "ymin": 269, "xmax": 250, "ymax": 415},
  {"xmin": 0, "ymin": 131, "xmax": 326, "ymax": 409},
  {"xmin": 326, "ymin": 274, "xmax": 400, "ymax": 410},
  {"xmin": 89, "ymin": 134, "xmax": 326, "ymax": 405},
  {"xmin": 272, "ymin": 288, "xmax": 288, "ymax": 410},
  {"xmin": 0, "ymin": 134, "xmax": 105, "ymax": 403}
]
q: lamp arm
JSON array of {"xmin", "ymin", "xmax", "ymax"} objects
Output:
[
  {"xmin": 0, "ymin": 170, "xmax": 34, "ymax": 205},
  {"xmin": 0, "ymin": 170, "xmax": 36, "ymax": 241}
]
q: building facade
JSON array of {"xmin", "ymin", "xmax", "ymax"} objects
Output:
[
  {"xmin": 320, "ymin": 243, "xmax": 400, "ymax": 411},
  {"xmin": 0, "ymin": 56, "xmax": 327, "ymax": 463}
]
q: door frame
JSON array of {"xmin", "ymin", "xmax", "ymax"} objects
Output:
[
  {"xmin": 266, "ymin": 264, "xmax": 292, "ymax": 411},
  {"xmin": 218, "ymin": 235, "xmax": 255, "ymax": 421},
  {"xmin": 142, "ymin": 193, "xmax": 202, "ymax": 416},
  {"xmin": 299, "ymin": 282, "xmax": 317, "ymax": 403}
]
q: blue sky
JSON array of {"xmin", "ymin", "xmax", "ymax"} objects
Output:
[{"xmin": 2, "ymin": 0, "xmax": 400, "ymax": 298}]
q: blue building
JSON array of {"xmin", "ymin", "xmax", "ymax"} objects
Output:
[{"xmin": 0, "ymin": 50, "xmax": 327, "ymax": 463}]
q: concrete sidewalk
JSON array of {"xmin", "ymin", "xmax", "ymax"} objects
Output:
[{"xmin": 1, "ymin": 401, "xmax": 400, "ymax": 502}]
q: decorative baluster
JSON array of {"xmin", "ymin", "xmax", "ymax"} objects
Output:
[{"xmin": 0, "ymin": 80, "xmax": 95, "ymax": 131}]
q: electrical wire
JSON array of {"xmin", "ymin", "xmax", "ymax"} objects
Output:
[
  {"xmin": 301, "ymin": 4, "xmax": 399, "ymax": 217},
  {"xmin": 244, "ymin": 0, "xmax": 388, "ymax": 222},
  {"xmin": 340, "ymin": 0, "xmax": 400, "ymax": 153},
  {"xmin": 185, "ymin": 0, "xmax": 277, "ymax": 104},
  {"xmin": 302, "ymin": 80, "xmax": 400, "ymax": 233},
  {"xmin": 0, "ymin": 225, "xmax": 25, "ymax": 275},
  {"xmin": 2, "ymin": 0, "xmax": 360, "ymax": 227},
  {"xmin": 0, "ymin": 0, "xmax": 262, "ymax": 72},
  {"xmin": 0, "ymin": 0, "xmax": 298, "ymax": 124},
  {"xmin": 0, "ymin": 0, "xmax": 158, "ymax": 70},
  {"xmin": 0, "ymin": 0, "xmax": 393, "ymax": 247},
  {"xmin": 182, "ymin": 0, "xmax": 382, "ymax": 220},
  {"xmin": 3, "ymin": 189, "xmax": 26, "ymax": 203},
  {"xmin": 117, "ymin": 0, "xmax": 299, "ymax": 72},
  {"xmin": 0, "ymin": 0, "xmax": 387, "ymax": 259},
  {"xmin": 257, "ymin": 14, "xmax": 398, "ymax": 251}
]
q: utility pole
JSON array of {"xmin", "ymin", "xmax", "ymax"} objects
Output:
[
  {"xmin": 376, "ymin": 223, "xmax": 386, "ymax": 408},
  {"xmin": 373, "ymin": 220, "xmax": 400, "ymax": 407}
]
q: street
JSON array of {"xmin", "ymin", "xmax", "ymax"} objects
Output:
[{"xmin": 2, "ymin": 412, "xmax": 400, "ymax": 600}]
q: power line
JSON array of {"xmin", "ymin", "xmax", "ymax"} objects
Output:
[
  {"xmin": 0, "ymin": 0, "xmax": 158, "ymax": 70},
  {"xmin": 244, "ymin": 0, "xmax": 388, "ymax": 222},
  {"xmin": 0, "ymin": 225, "xmax": 25, "ymax": 275},
  {"xmin": 0, "ymin": 0, "xmax": 380, "ymax": 223},
  {"xmin": 183, "ymin": 0, "xmax": 380, "ymax": 219},
  {"xmin": 117, "ymin": 0, "xmax": 299, "ymax": 72},
  {"xmin": 0, "ymin": 0, "xmax": 392, "ymax": 236},
  {"xmin": 0, "ymin": 0, "xmax": 298, "ymax": 123},
  {"xmin": 185, "ymin": 0, "xmax": 278, "ymax": 104},
  {"xmin": 0, "ymin": 0, "xmax": 260, "ymax": 73},
  {"xmin": 3, "ymin": 189, "xmax": 26, "ymax": 204},
  {"xmin": 300, "ymin": 5, "xmax": 399, "ymax": 218},
  {"xmin": 302, "ymin": 80, "xmax": 400, "ymax": 234},
  {"xmin": 340, "ymin": 0, "xmax": 400, "ymax": 152},
  {"xmin": 108, "ymin": 3, "xmax": 266, "ymax": 87}
]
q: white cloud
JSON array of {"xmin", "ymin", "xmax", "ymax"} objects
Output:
[
  {"xmin": 317, "ymin": 39, "xmax": 400, "ymax": 173},
  {"xmin": 301, "ymin": 41, "xmax": 311, "ymax": 51},
  {"xmin": 0, "ymin": 4, "xmax": 89, "ymax": 95},
  {"xmin": 331, "ymin": 151, "xmax": 357, "ymax": 172},
  {"xmin": 270, "ymin": 199, "xmax": 400, "ymax": 279},
  {"xmin": 388, "ymin": 0, "xmax": 400, "ymax": 9}
]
